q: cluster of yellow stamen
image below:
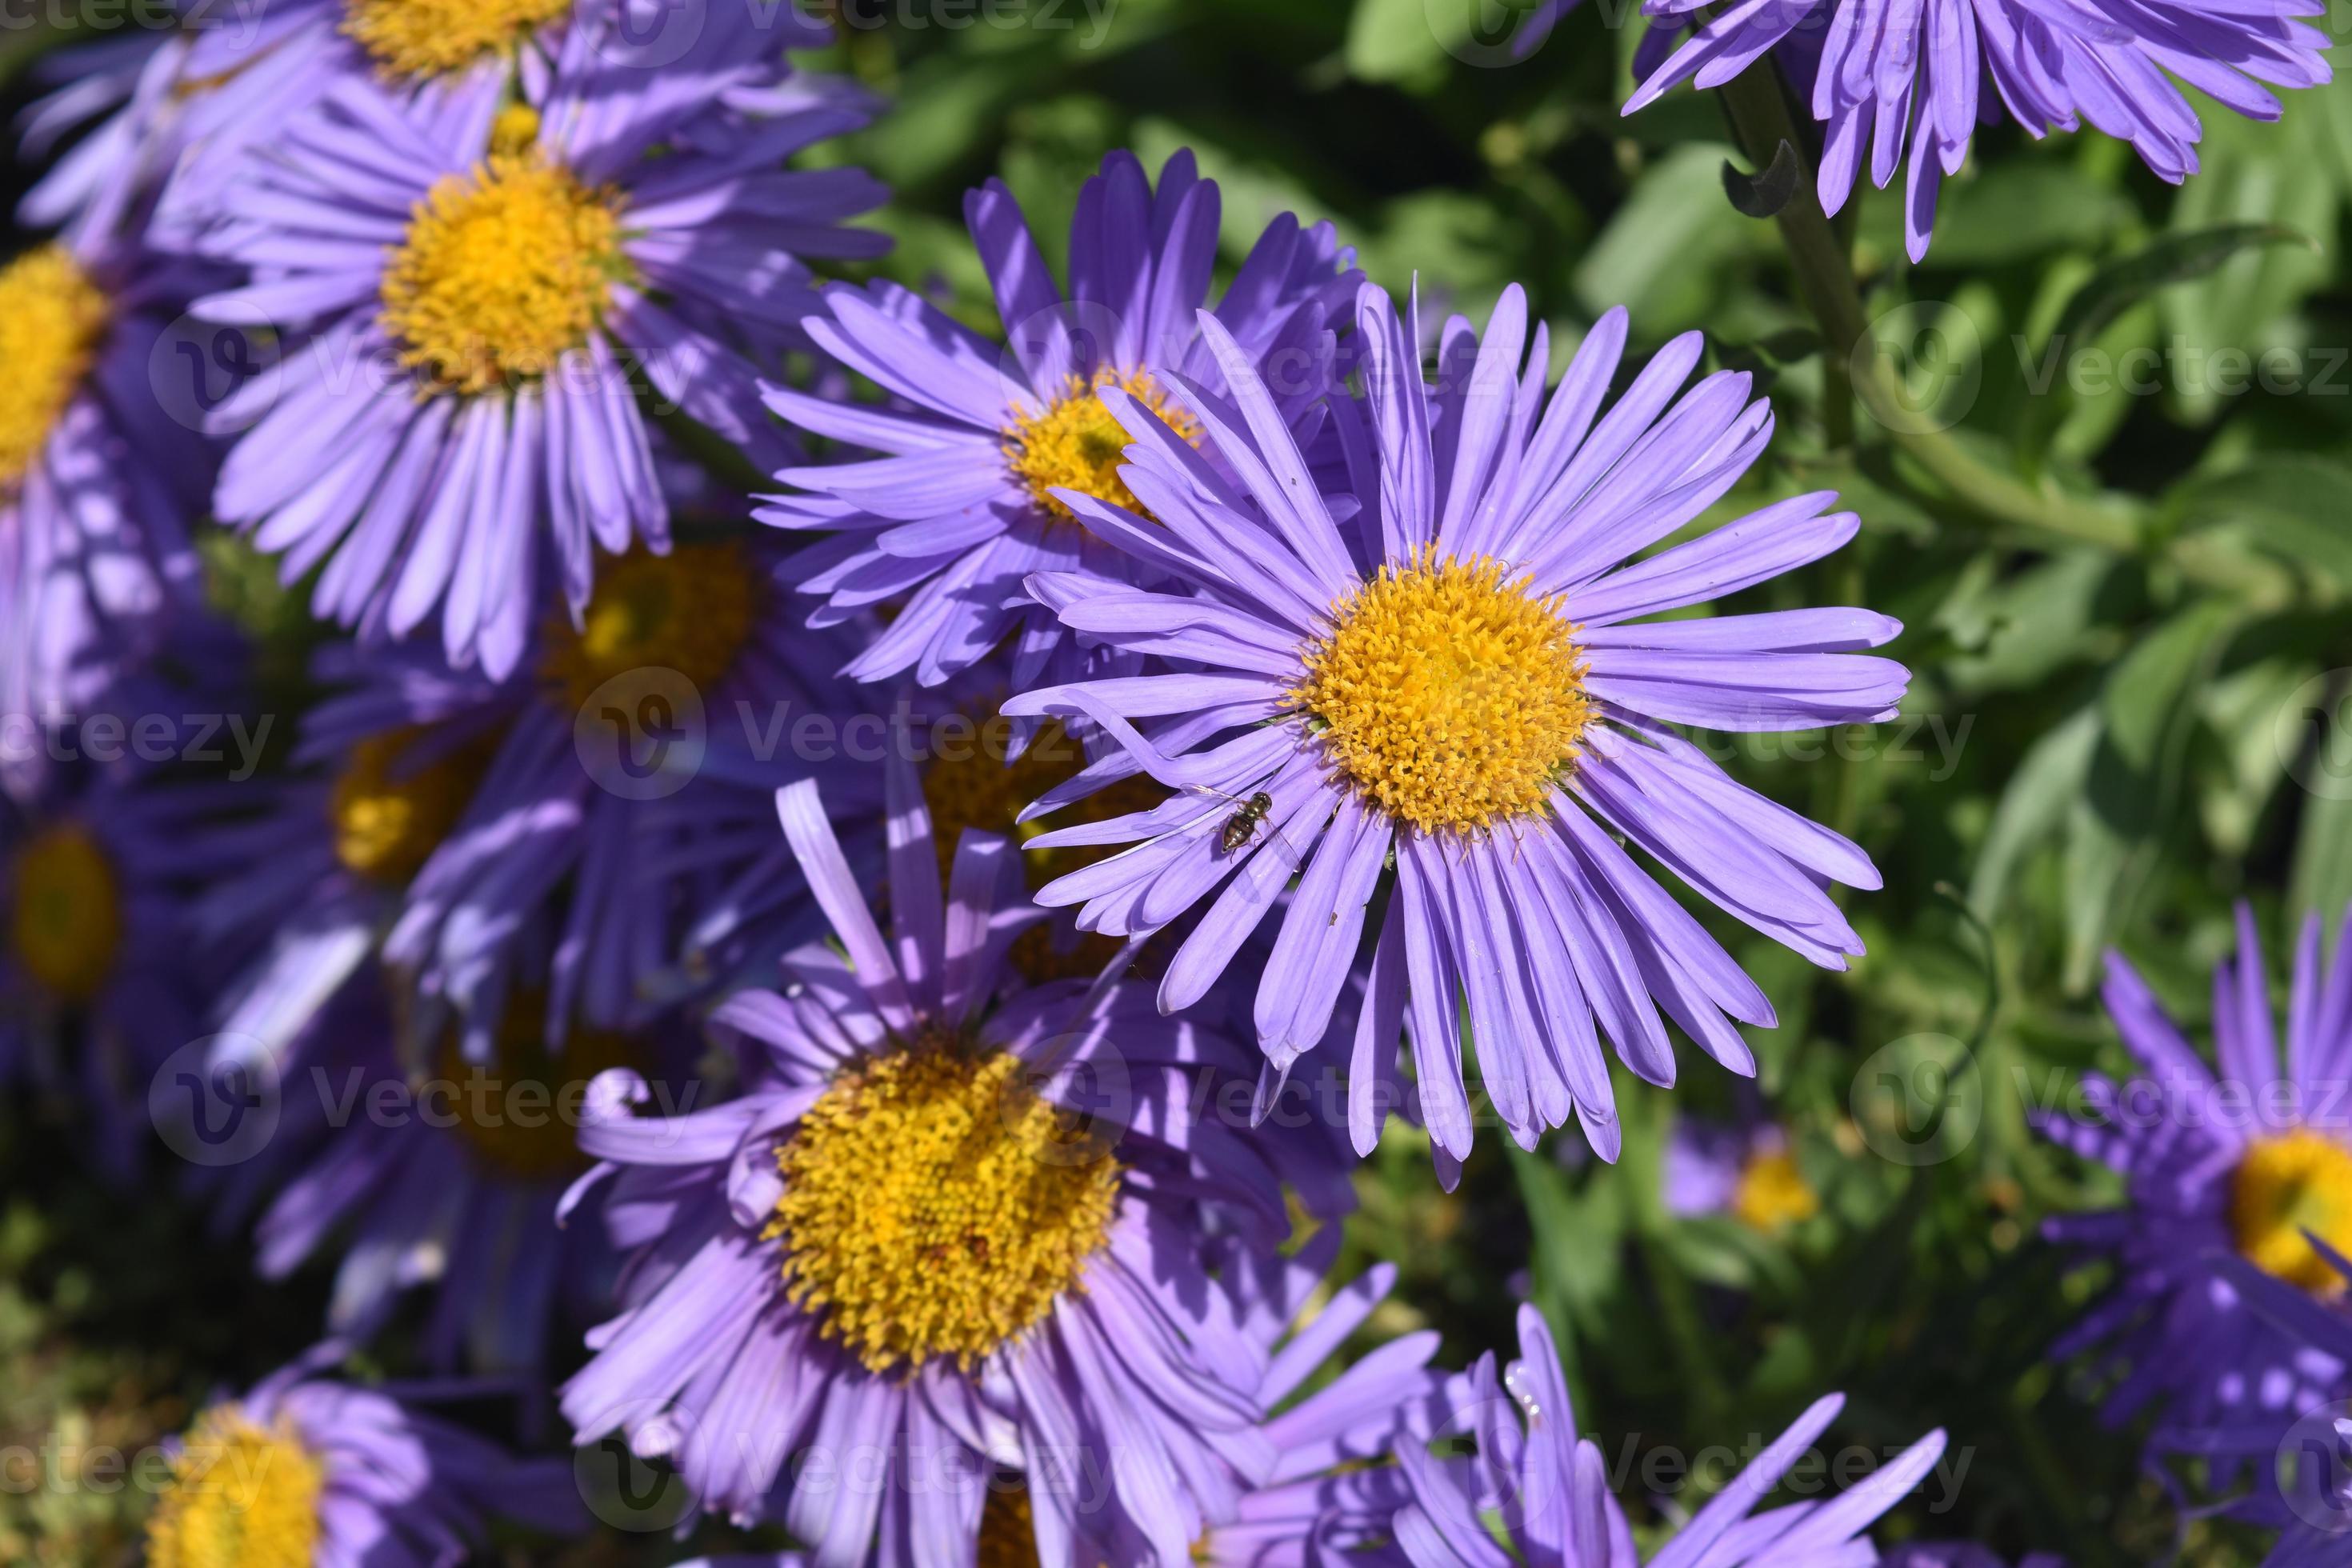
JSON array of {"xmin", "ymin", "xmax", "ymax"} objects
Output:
[
  {"xmin": 766, "ymin": 1033, "xmax": 1122, "ymax": 1372},
  {"xmin": 10, "ymin": 822, "xmax": 122, "ymax": 1004},
  {"xmin": 542, "ymin": 543, "xmax": 759, "ymax": 710},
  {"xmin": 1293, "ymin": 550, "xmax": 1594, "ymax": 836},
  {"xmin": 1730, "ymin": 1148, "xmax": 1819, "ymax": 1234},
  {"xmin": 329, "ymin": 730, "xmax": 490, "ymax": 885},
  {"xmin": 0, "ymin": 246, "xmax": 108, "ymax": 492},
  {"xmin": 435, "ymin": 996, "xmax": 639, "ymax": 1182},
  {"xmin": 144, "ymin": 1407, "xmax": 325, "ymax": 1568},
  {"xmin": 920, "ymin": 717, "xmax": 1164, "ymax": 982},
  {"xmin": 379, "ymin": 148, "xmax": 627, "ymax": 394},
  {"xmin": 2230, "ymin": 1128, "xmax": 2352, "ymax": 1295},
  {"xmin": 342, "ymin": 0, "xmax": 570, "ymax": 81},
  {"xmin": 1003, "ymin": 368, "xmax": 1202, "ymax": 522}
]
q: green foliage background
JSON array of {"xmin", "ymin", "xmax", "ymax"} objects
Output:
[{"xmin": 10, "ymin": 0, "xmax": 2352, "ymax": 1562}]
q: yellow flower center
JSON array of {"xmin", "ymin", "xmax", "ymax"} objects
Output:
[
  {"xmin": 765, "ymin": 1035, "xmax": 1122, "ymax": 1373},
  {"xmin": 490, "ymin": 102, "xmax": 545, "ymax": 156},
  {"xmin": 542, "ymin": 543, "xmax": 759, "ymax": 710},
  {"xmin": 1730, "ymin": 1149, "xmax": 1818, "ymax": 1234},
  {"xmin": 145, "ymin": 1408, "xmax": 325, "ymax": 1568},
  {"xmin": 0, "ymin": 246, "xmax": 108, "ymax": 494},
  {"xmin": 2230, "ymin": 1128, "xmax": 2352, "ymax": 1296},
  {"xmin": 342, "ymin": 0, "xmax": 571, "ymax": 81},
  {"xmin": 380, "ymin": 151, "xmax": 627, "ymax": 394},
  {"xmin": 1002, "ymin": 368, "xmax": 1202, "ymax": 522},
  {"xmin": 434, "ymin": 997, "xmax": 639, "ymax": 1182},
  {"xmin": 330, "ymin": 730, "xmax": 490, "ymax": 885},
  {"xmin": 1293, "ymin": 550, "xmax": 1594, "ymax": 836},
  {"xmin": 10, "ymin": 823, "xmax": 121, "ymax": 1004}
]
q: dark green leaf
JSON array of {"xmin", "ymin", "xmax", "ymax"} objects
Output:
[
  {"xmin": 2054, "ymin": 222, "xmax": 2315, "ymax": 346},
  {"xmin": 1722, "ymin": 140, "xmax": 1800, "ymax": 218}
]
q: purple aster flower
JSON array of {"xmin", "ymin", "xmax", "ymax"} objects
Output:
[
  {"xmin": 681, "ymin": 1238, "xmax": 1445, "ymax": 1568},
  {"xmin": 1381, "ymin": 1306, "xmax": 1947, "ymax": 1568},
  {"xmin": 142, "ymin": 1347, "xmax": 582, "ymax": 1566},
  {"xmin": 382, "ymin": 538, "xmax": 868, "ymax": 1058},
  {"xmin": 2035, "ymin": 904, "xmax": 2352, "ymax": 1467},
  {"xmin": 2, "ymin": 753, "xmax": 234, "ymax": 1178},
  {"xmin": 16, "ymin": 30, "xmax": 194, "ymax": 238},
  {"xmin": 192, "ymin": 640, "xmax": 511, "ymax": 1071},
  {"xmin": 1191, "ymin": 1238, "xmax": 1448, "ymax": 1568},
  {"xmin": 2267, "ymin": 1503, "xmax": 2352, "ymax": 1568},
  {"xmin": 559, "ymin": 771, "xmax": 1348, "ymax": 1564},
  {"xmin": 910, "ymin": 686, "xmax": 1192, "ymax": 987},
  {"xmin": 202, "ymin": 530, "xmax": 866, "ymax": 1063},
  {"xmin": 1664, "ymin": 1114, "xmax": 1820, "ymax": 1234},
  {"xmin": 154, "ymin": 0, "xmax": 820, "ymax": 246},
  {"xmin": 758, "ymin": 147, "xmax": 1359, "ymax": 693},
  {"xmin": 922, "ymin": 1238, "xmax": 1446, "ymax": 1568},
  {"xmin": 0, "ymin": 224, "xmax": 216, "ymax": 799},
  {"xmin": 1002, "ymin": 282, "xmax": 1904, "ymax": 1178},
  {"xmin": 237, "ymin": 974, "xmax": 705, "ymax": 1374},
  {"xmin": 194, "ymin": 32, "xmax": 884, "ymax": 678},
  {"xmin": 2201, "ymin": 1250, "xmax": 2352, "ymax": 1563},
  {"xmin": 1622, "ymin": 0, "xmax": 2332, "ymax": 260}
]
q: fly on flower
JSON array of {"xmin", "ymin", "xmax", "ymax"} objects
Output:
[{"xmin": 1005, "ymin": 281, "xmax": 1908, "ymax": 1180}]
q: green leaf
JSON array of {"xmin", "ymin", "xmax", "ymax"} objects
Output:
[
  {"xmin": 1344, "ymin": 0, "xmax": 1452, "ymax": 85},
  {"xmin": 2168, "ymin": 455, "xmax": 2352, "ymax": 593},
  {"xmin": 2160, "ymin": 110, "xmax": 2339, "ymax": 423},
  {"xmin": 1353, "ymin": 190, "xmax": 1526, "ymax": 303},
  {"xmin": 2099, "ymin": 598, "xmax": 2242, "ymax": 775},
  {"xmin": 1721, "ymin": 140, "xmax": 1800, "ymax": 218},
  {"xmin": 2197, "ymin": 658, "xmax": 2320, "ymax": 856},
  {"xmin": 2055, "ymin": 601, "xmax": 2242, "ymax": 986},
  {"xmin": 2062, "ymin": 750, "xmax": 2151, "ymax": 988},
  {"xmin": 2290, "ymin": 788, "xmax": 2352, "ymax": 924},
  {"xmin": 1970, "ymin": 706, "xmax": 2098, "ymax": 921},
  {"xmin": 1922, "ymin": 162, "xmax": 2138, "ymax": 266},
  {"xmin": 2053, "ymin": 223, "xmax": 2314, "ymax": 346},
  {"xmin": 1506, "ymin": 1140, "xmax": 1618, "ymax": 1311},
  {"xmin": 1573, "ymin": 143, "xmax": 1766, "ymax": 330},
  {"xmin": 1942, "ymin": 550, "xmax": 2123, "ymax": 695}
]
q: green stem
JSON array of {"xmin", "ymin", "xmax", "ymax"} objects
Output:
[{"xmin": 1712, "ymin": 65, "xmax": 2317, "ymax": 608}]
